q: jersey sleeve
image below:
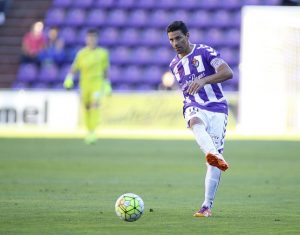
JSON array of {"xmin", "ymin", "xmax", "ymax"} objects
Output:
[
  {"xmin": 202, "ymin": 45, "xmax": 227, "ymax": 70},
  {"xmin": 71, "ymin": 50, "xmax": 82, "ymax": 72},
  {"xmin": 102, "ymin": 49, "xmax": 110, "ymax": 71}
]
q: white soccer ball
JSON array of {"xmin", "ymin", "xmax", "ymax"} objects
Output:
[{"xmin": 115, "ymin": 193, "xmax": 144, "ymax": 222}]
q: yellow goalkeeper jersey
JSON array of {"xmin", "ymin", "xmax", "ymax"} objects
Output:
[{"xmin": 72, "ymin": 46, "xmax": 109, "ymax": 87}]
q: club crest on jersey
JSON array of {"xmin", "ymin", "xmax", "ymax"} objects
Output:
[{"xmin": 192, "ymin": 58, "xmax": 199, "ymax": 67}]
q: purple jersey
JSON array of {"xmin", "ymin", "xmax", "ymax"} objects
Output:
[{"xmin": 169, "ymin": 44, "xmax": 228, "ymax": 115}]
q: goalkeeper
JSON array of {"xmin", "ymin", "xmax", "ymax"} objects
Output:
[{"xmin": 64, "ymin": 28, "xmax": 111, "ymax": 144}]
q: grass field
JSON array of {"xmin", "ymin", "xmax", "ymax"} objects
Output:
[{"xmin": 0, "ymin": 138, "xmax": 299, "ymax": 235}]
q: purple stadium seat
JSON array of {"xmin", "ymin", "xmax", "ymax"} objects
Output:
[
  {"xmin": 189, "ymin": 10, "xmax": 211, "ymax": 28},
  {"xmin": 221, "ymin": 0, "xmax": 242, "ymax": 9},
  {"xmin": 189, "ymin": 28, "xmax": 205, "ymax": 43},
  {"xmin": 110, "ymin": 47, "xmax": 131, "ymax": 65},
  {"xmin": 136, "ymin": 0, "xmax": 156, "ymax": 9},
  {"xmin": 242, "ymin": 0, "xmax": 262, "ymax": 5},
  {"xmin": 157, "ymin": 0, "xmax": 178, "ymax": 9},
  {"xmin": 60, "ymin": 27, "xmax": 76, "ymax": 45},
  {"xmin": 151, "ymin": 47, "xmax": 173, "ymax": 65},
  {"xmin": 94, "ymin": 0, "xmax": 115, "ymax": 8},
  {"xmin": 170, "ymin": 10, "xmax": 189, "ymax": 24},
  {"xmin": 58, "ymin": 64, "xmax": 71, "ymax": 82},
  {"xmin": 117, "ymin": 0, "xmax": 136, "ymax": 9},
  {"xmin": 231, "ymin": 11, "xmax": 241, "ymax": 28},
  {"xmin": 211, "ymin": 10, "xmax": 232, "ymax": 28},
  {"xmin": 109, "ymin": 65, "xmax": 122, "ymax": 84},
  {"xmin": 136, "ymin": 84, "xmax": 155, "ymax": 91},
  {"xmin": 122, "ymin": 66, "xmax": 142, "ymax": 85},
  {"xmin": 99, "ymin": 28, "xmax": 119, "ymax": 46},
  {"xmin": 72, "ymin": 0, "xmax": 93, "ymax": 8},
  {"xmin": 221, "ymin": 47, "xmax": 239, "ymax": 66},
  {"xmin": 17, "ymin": 63, "xmax": 38, "ymax": 83},
  {"xmin": 45, "ymin": 8, "xmax": 65, "ymax": 27},
  {"xmin": 264, "ymin": 0, "xmax": 280, "ymax": 5},
  {"xmin": 77, "ymin": 28, "xmax": 89, "ymax": 45},
  {"xmin": 199, "ymin": 0, "xmax": 221, "ymax": 9},
  {"xmin": 119, "ymin": 28, "xmax": 139, "ymax": 46},
  {"xmin": 38, "ymin": 64, "xmax": 58, "ymax": 83},
  {"xmin": 130, "ymin": 47, "xmax": 152, "ymax": 65},
  {"xmin": 53, "ymin": 0, "xmax": 72, "ymax": 8},
  {"xmin": 149, "ymin": 10, "xmax": 170, "ymax": 27},
  {"xmin": 86, "ymin": 9, "xmax": 107, "ymax": 27},
  {"xmin": 141, "ymin": 29, "xmax": 163, "ymax": 46},
  {"xmin": 64, "ymin": 8, "xmax": 86, "ymax": 27},
  {"xmin": 177, "ymin": 0, "xmax": 198, "ymax": 9},
  {"xmin": 143, "ymin": 66, "xmax": 163, "ymax": 86},
  {"xmin": 205, "ymin": 29, "xmax": 224, "ymax": 47},
  {"xmin": 224, "ymin": 29, "xmax": 240, "ymax": 47},
  {"xmin": 31, "ymin": 82, "xmax": 49, "ymax": 89},
  {"xmin": 12, "ymin": 81, "xmax": 29, "ymax": 90},
  {"xmin": 128, "ymin": 10, "xmax": 148, "ymax": 27},
  {"xmin": 107, "ymin": 9, "xmax": 128, "ymax": 27}
]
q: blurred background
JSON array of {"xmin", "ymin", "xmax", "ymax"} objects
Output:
[{"xmin": 0, "ymin": 0, "xmax": 299, "ymax": 138}]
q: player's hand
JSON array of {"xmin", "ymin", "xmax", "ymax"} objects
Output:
[
  {"xmin": 63, "ymin": 77, "xmax": 74, "ymax": 90},
  {"xmin": 187, "ymin": 78, "xmax": 206, "ymax": 95}
]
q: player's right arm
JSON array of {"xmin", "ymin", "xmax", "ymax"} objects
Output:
[{"xmin": 64, "ymin": 50, "xmax": 81, "ymax": 89}]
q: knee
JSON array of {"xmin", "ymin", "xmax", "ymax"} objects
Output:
[{"xmin": 189, "ymin": 117, "xmax": 203, "ymax": 128}]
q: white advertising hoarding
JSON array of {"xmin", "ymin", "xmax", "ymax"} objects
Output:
[{"xmin": 0, "ymin": 91, "xmax": 79, "ymax": 129}]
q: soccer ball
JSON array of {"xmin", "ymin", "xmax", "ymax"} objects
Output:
[{"xmin": 115, "ymin": 193, "xmax": 144, "ymax": 222}]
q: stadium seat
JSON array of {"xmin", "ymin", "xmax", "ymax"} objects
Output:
[
  {"xmin": 119, "ymin": 28, "xmax": 140, "ymax": 46},
  {"xmin": 64, "ymin": 8, "xmax": 86, "ymax": 27},
  {"xmin": 130, "ymin": 47, "xmax": 152, "ymax": 65},
  {"xmin": 106, "ymin": 9, "xmax": 128, "ymax": 27},
  {"xmin": 45, "ymin": 8, "xmax": 65, "ymax": 27},
  {"xmin": 38, "ymin": 64, "xmax": 59, "ymax": 83},
  {"xmin": 72, "ymin": 0, "xmax": 94, "ymax": 9},
  {"xmin": 141, "ymin": 28, "xmax": 163, "ymax": 46},
  {"xmin": 86, "ymin": 9, "xmax": 107, "ymax": 27},
  {"xmin": 224, "ymin": 29, "xmax": 240, "ymax": 47},
  {"xmin": 148, "ymin": 10, "xmax": 170, "ymax": 27},
  {"xmin": 17, "ymin": 64, "xmax": 38, "ymax": 83},
  {"xmin": 188, "ymin": 10, "xmax": 211, "ymax": 28},
  {"xmin": 109, "ymin": 65, "xmax": 122, "ymax": 84},
  {"xmin": 143, "ymin": 66, "xmax": 163, "ymax": 86},
  {"xmin": 136, "ymin": 0, "xmax": 156, "ymax": 9},
  {"xmin": 94, "ymin": 0, "xmax": 115, "ymax": 8},
  {"xmin": 52, "ymin": 0, "xmax": 72, "ymax": 8},
  {"xmin": 211, "ymin": 10, "xmax": 232, "ymax": 28},
  {"xmin": 110, "ymin": 47, "xmax": 131, "ymax": 65},
  {"xmin": 117, "ymin": 0, "xmax": 136, "ymax": 9},
  {"xmin": 128, "ymin": 10, "xmax": 148, "ymax": 27},
  {"xmin": 122, "ymin": 66, "xmax": 143, "ymax": 85},
  {"xmin": 60, "ymin": 27, "xmax": 77, "ymax": 46},
  {"xmin": 99, "ymin": 28, "xmax": 119, "ymax": 46}
]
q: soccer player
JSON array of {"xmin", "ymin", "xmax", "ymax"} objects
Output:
[
  {"xmin": 167, "ymin": 21, "xmax": 233, "ymax": 217},
  {"xmin": 64, "ymin": 28, "xmax": 111, "ymax": 144}
]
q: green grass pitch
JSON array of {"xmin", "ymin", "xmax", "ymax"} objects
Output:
[{"xmin": 0, "ymin": 138, "xmax": 299, "ymax": 235}]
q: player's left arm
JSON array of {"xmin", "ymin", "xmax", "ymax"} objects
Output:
[{"xmin": 187, "ymin": 58, "xmax": 233, "ymax": 95}]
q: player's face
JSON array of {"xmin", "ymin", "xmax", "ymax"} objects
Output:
[
  {"xmin": 86, "ymin": 33, "xmax": 98, "ymax": 48},
  {"xmin": 168, "ymin": 30, "xmax": 190, "ymax": 55}
]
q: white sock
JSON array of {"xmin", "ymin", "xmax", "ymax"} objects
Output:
[
  {"xmin": 202, "ymin": 164, "xmax": 221, "ymax": 208},
  {"xmin": 191, "ymin": 123, "xmax": 219, "ymax": 156}
]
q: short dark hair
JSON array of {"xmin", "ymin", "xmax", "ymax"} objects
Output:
[
  {"xmin": 166, "ymin": 21, "xmax": 188, "ymax": 35},
  {"xmin": 87, "ymin": 28, "xmax": 98, "ymax": 35}
]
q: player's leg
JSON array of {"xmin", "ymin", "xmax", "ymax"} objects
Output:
[
  {"xmin": 85, "ymin": 88, "xmax": 101, "ymax": 144},
  {"xmin": 194, "ymin": 112, "xmax": 229, "ymax": 216}
]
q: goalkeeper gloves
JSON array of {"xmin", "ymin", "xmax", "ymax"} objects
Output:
[{"xmin": 63, "ymin": 74, "xmax": 74, "ymax": 90}]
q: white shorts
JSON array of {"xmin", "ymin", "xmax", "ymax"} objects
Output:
[{"xmin": 184, "ymin": 106, "xmax": 228, "ymax": 154}]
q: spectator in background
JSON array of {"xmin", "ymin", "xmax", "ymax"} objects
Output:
[
  {"xmin": 39, "ymin": 26, "xmax": 66, "ymax": 65},
  {"xmin": 0, "ymin": 0, "xmax": 11, "ymax": 25},
  {"xmin": 21, "ymin": 21, "xmax": 46, "ymax": 65}
]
